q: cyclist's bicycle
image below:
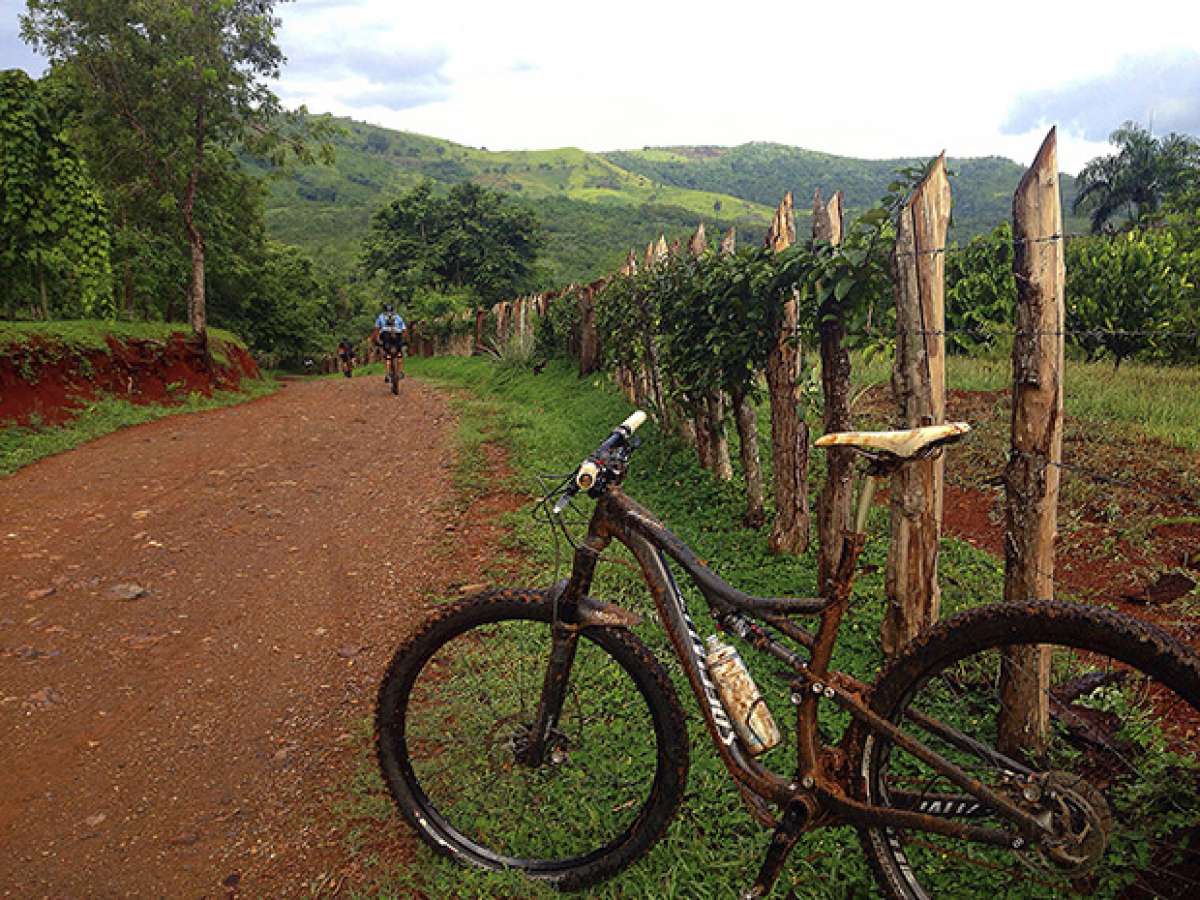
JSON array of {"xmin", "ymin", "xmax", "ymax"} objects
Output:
[
  {"xmin": 378, "ymin": 342, "xmax": 404, "ymax": 395},
  {"xmin": 376, "ymin": 412, "xmax": 1200, "ymax": 897}
]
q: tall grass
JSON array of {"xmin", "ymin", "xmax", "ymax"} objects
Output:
[{"xmin": 852, "ymin": 352, "xmax": 1200, "ymax": 450}]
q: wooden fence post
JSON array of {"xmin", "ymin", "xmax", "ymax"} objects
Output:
[
  {"xmin": 717, "ymin": 226, "xmax": 765, "ymax": 525},
  {"xmin": 639, "ymin": 238, "xmax": 668, "ymax": 417},
  {"xmin": 520, "ymin": 296, "xmax": 532, "ymax": 342},
  {"xmin": 474, "ymin": 308, "xmax": 487, "ymax": 354},
  {"xmin": 999, "ymin": 127, "xmax": 1064, "ymax": 756},
  {"xmin": 765, "ymin": 192, "xmax": 810, "ymax": 554},
  {"xmin": 814, "ymin": 189, "xmax": 852, "ymax": 591},
  {"xmin": 883, "ymin": 155, "xmax": 951, "ymax": 656},
  {"xmin": 686, "ymin": 222, "xmax": 731, "ymax": 478},
  {"xmin": 720, "ymin": 226, "xmax": 736, "ymax": 255},
  {"xmin": 458, "ymin": 309, "xmax": 474, "ymax": 355},
  {"xmin": 578, "ymin": 286, "xmax": 600, "ymax": 375},
  {"xmin": 622, "ymin": 249, "xmax": 637, "ymax": 277}
]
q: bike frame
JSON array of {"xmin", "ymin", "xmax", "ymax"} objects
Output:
[{"xmin": 526, "ymin": 479, "xmax": 1050, "ymax": 892}]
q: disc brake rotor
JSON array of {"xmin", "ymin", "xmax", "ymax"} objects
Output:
[{"xmin": 1017, "ymin": 771, "xmax": 1113, "ymax": 878}]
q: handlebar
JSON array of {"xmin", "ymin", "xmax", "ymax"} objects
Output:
[{"xmin": 552, "ymin": 411, "xmax": 647, "ymax": 515}]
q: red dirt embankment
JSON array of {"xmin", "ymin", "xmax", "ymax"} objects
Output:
[{"xmin": 0, "ymin": 332, "xmax": 259, "ymax": 427}]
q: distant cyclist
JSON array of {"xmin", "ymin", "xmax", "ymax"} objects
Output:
[
  {"xmin": 371, "ymin": 304, "xmax": 407, "ymax": 386},
  {"xmin": 337, "ymin": 336, "xmax": 356, "ymax": 378}
]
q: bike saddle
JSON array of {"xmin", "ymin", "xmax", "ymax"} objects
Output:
[{"xmin": 814, "ymin": 422, "xmax": 970, "ymax": 460}]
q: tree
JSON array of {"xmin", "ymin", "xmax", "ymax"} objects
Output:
[
  {"xmin": 21, "ymin": 0, "xmax": 326, "ymax": 343},
  {"xmin": 1073, "ymin": 122, "xmax": 1200, "ymax": 233},
  {"xmin": 218, "ymin": 241, "xmax": 328, "ymax": 364},
  {"xmin": 0, "ymin": 68, "xmax": 111, "ymax": 319},
  {"xmin": 362, "ymin": 180, "xmax": 543, "ymax": 309}
]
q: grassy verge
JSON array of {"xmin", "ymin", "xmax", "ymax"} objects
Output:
[
  {"xmin": 341, "ymin": 356, "xmax": 1007, "ymax": 898},
  {"xmin": 0, "ymin": 378, "xmax": 279, "ymax": 477}
]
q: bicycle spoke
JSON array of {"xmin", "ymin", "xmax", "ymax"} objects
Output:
[
  {"xmin": 865, "ymin": 631, "xmax": 1200, "ymax": 898},
  {"xmin": 400, "ymin": 615, "xmax": 662, "ymax": 861}
]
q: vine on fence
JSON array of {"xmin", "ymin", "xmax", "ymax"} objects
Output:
[{"xmin": 410, "ymin": 155, "xmax": 1200, "ymax": 555}]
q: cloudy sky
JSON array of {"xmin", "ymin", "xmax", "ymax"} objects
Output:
[{"xmin": 4, "ymin": 0, "xmax": 1199, "ymax": 173}]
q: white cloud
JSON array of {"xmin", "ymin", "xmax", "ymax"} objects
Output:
[
  {"xmin": 6, "ymin": 0, "xmax": 1199, "ymax": 172},
  {"xmin": 1004, "ymin": 51, "xmax": 1200, "ymax": 141}
]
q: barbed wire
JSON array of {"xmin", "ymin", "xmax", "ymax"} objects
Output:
[
  {"xmin": 971, "ymin": 454, "xmax": 1198, "ymax": 593},
  {"xmin": 887, "ymin": 327, "xmax": 1200, "ymax": 340},
  {"xmin": 891, "ymin": 232, "xmax": 1080, "ymax": 260},
  {"xmin": 996, "ymin": 450, "xmax": 1196, "ymax": 502}
]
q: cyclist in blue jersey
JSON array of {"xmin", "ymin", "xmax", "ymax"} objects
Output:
[{"xmin": 371, "ymin": 304, "xmax": 407, "ymax": 383}]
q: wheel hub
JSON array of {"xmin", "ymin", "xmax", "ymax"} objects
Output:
[
  {"xmin": 487, "ymin": 714, "xmax": 571, "ymax": 769},
  {"xmin": 1017, "ymin": 772, "xmax": 1112, "ymax": 878}
]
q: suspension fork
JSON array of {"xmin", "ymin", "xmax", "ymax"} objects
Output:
[{"xmin": 520, "ymin": 523, "xmax": 609, "ymax": 767}]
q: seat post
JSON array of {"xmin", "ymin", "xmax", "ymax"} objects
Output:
[{"xmin": 853, "ymin": 472, "xmax": 879, "ymax": 535}]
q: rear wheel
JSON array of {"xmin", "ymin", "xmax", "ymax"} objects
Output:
[
  {"xmin": 388, "ymin": 354, "xmax": 399, "ymax": 394},
  {"xmin": 855, "ymin": 601, "xmax": 1200, "ymax": 899},
  {"xmin": 376, "ymin": 589, "xmax": 689, "ymax": 890}
]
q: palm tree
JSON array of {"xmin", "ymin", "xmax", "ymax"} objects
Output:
[{"xmin": 1073, "ymin": 122, "xmax": 1200, "ymax": 233}]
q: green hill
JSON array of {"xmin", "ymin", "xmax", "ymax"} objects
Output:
[
  {"xmin": 256, "ymin": 119, "xmax": 774, "ymax": 286},
  {"xmin": 605, "ymin": 143, "xmax": 1085, "ymax": 236},
  {"xmin": 261, "ymin": 119, "xmax": 1086, "ymax": 287}
]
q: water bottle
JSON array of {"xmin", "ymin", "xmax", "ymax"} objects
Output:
[{"xmin": 705, "ymin": 635, "xmax": 781, "ymax": 755}]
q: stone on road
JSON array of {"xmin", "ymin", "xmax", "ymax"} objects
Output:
[{"xmin": 0, "ymin": 375, "xmax": 481, "ymax": 896}]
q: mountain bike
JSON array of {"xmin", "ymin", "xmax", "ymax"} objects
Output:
[
  {"xmin": 378, "ymin": 343, "xmax": 403, "ymax": 395},
  {"xmin": 375, "ymin": 411, "xmax": 1200, "ymax": 897}
]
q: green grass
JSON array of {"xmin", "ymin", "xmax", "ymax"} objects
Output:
[
  {"xmin": 0, "ymin": 320, "xmax": 248, "ymax": 370},
  {"xmin": 0, "ymin": 378, "xmax": 279, "ymax": 477},
  {"xmin": 853, "ymin": 352, "xmax": 1200, "ymax": 450},
  {"xmin": 345, "ymin": 355, "xmax": 1008, "ymax": 898},
  {"xmin": 260, "ymin": 116, "xmax": 776, "ymax": 282},
  {"xmin": 0, "ymin": 319, "xmax": 246, "ymax": 352}
]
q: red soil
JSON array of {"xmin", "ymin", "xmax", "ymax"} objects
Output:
[
  {"xmin": 0, "ymin": 375, "xmax": 526, "ymax": 896},
  {"xmin": 861, "ymin": 386, "xmax": 1200, "ymax": 630},
  {"xmin": 933, "ymin": 389, "xmax": 1200, "ymax": 635},
  {"xmin": 0, "ymin": 333, "xmax": 259, "ymax": 427}
]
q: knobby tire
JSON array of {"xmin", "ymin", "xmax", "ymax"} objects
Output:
[
  {"xmin": 376, "ymin": 588, "xmax": 689, "ymax": 891},
  {"xmin": 854, "ymin": 600, "xmax": 1200, "ymax": 899}
]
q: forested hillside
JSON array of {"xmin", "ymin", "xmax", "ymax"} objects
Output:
[
  {"xmin": 257, "ymin": 118, "xmax": 775, "ymax": 285},
  {"xmin": 262, "ymin": 119, "xmax": 1087, "ymax": 285},
  {"xmin": 605, "ymin": 143, "xmax": 1086, "ymax": 236}
]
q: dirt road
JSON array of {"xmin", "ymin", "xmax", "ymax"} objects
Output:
[{"xmin": 1, "ymin": 375, "xmax": 514, "ymax": 896}]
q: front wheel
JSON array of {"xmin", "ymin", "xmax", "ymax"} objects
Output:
[
  {"xmin": 376, "ymin": 589, "xmax": 689, "ymax": 891},
  {"xmin": 855, "ymin": 601, "xmax": 1200, "ymax": 899}
]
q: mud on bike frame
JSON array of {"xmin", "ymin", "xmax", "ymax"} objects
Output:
[{"xmin": 529, "ymin": 412, "xmax": 1045, "ymax": 896}]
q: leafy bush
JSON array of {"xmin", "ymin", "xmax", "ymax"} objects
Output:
[
  {"xmin": 1066, "ymin": 229, "xmax": 1194, "ymax": 368},
  {"xmin": 945, "ymin": 223, "xmax": 1015, "ymax": 354},
  {"xmin": 534, "ymin": 286, "xmax": 580, "ymax": 362}
]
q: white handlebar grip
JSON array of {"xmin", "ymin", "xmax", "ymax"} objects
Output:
[
  {"xmin": 576, "ymin": 460, "xmax": 600, "ymax": 490},
  {"xmin": 621, "ymin": 410, "xmax": 648, "ymax": 434}
]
